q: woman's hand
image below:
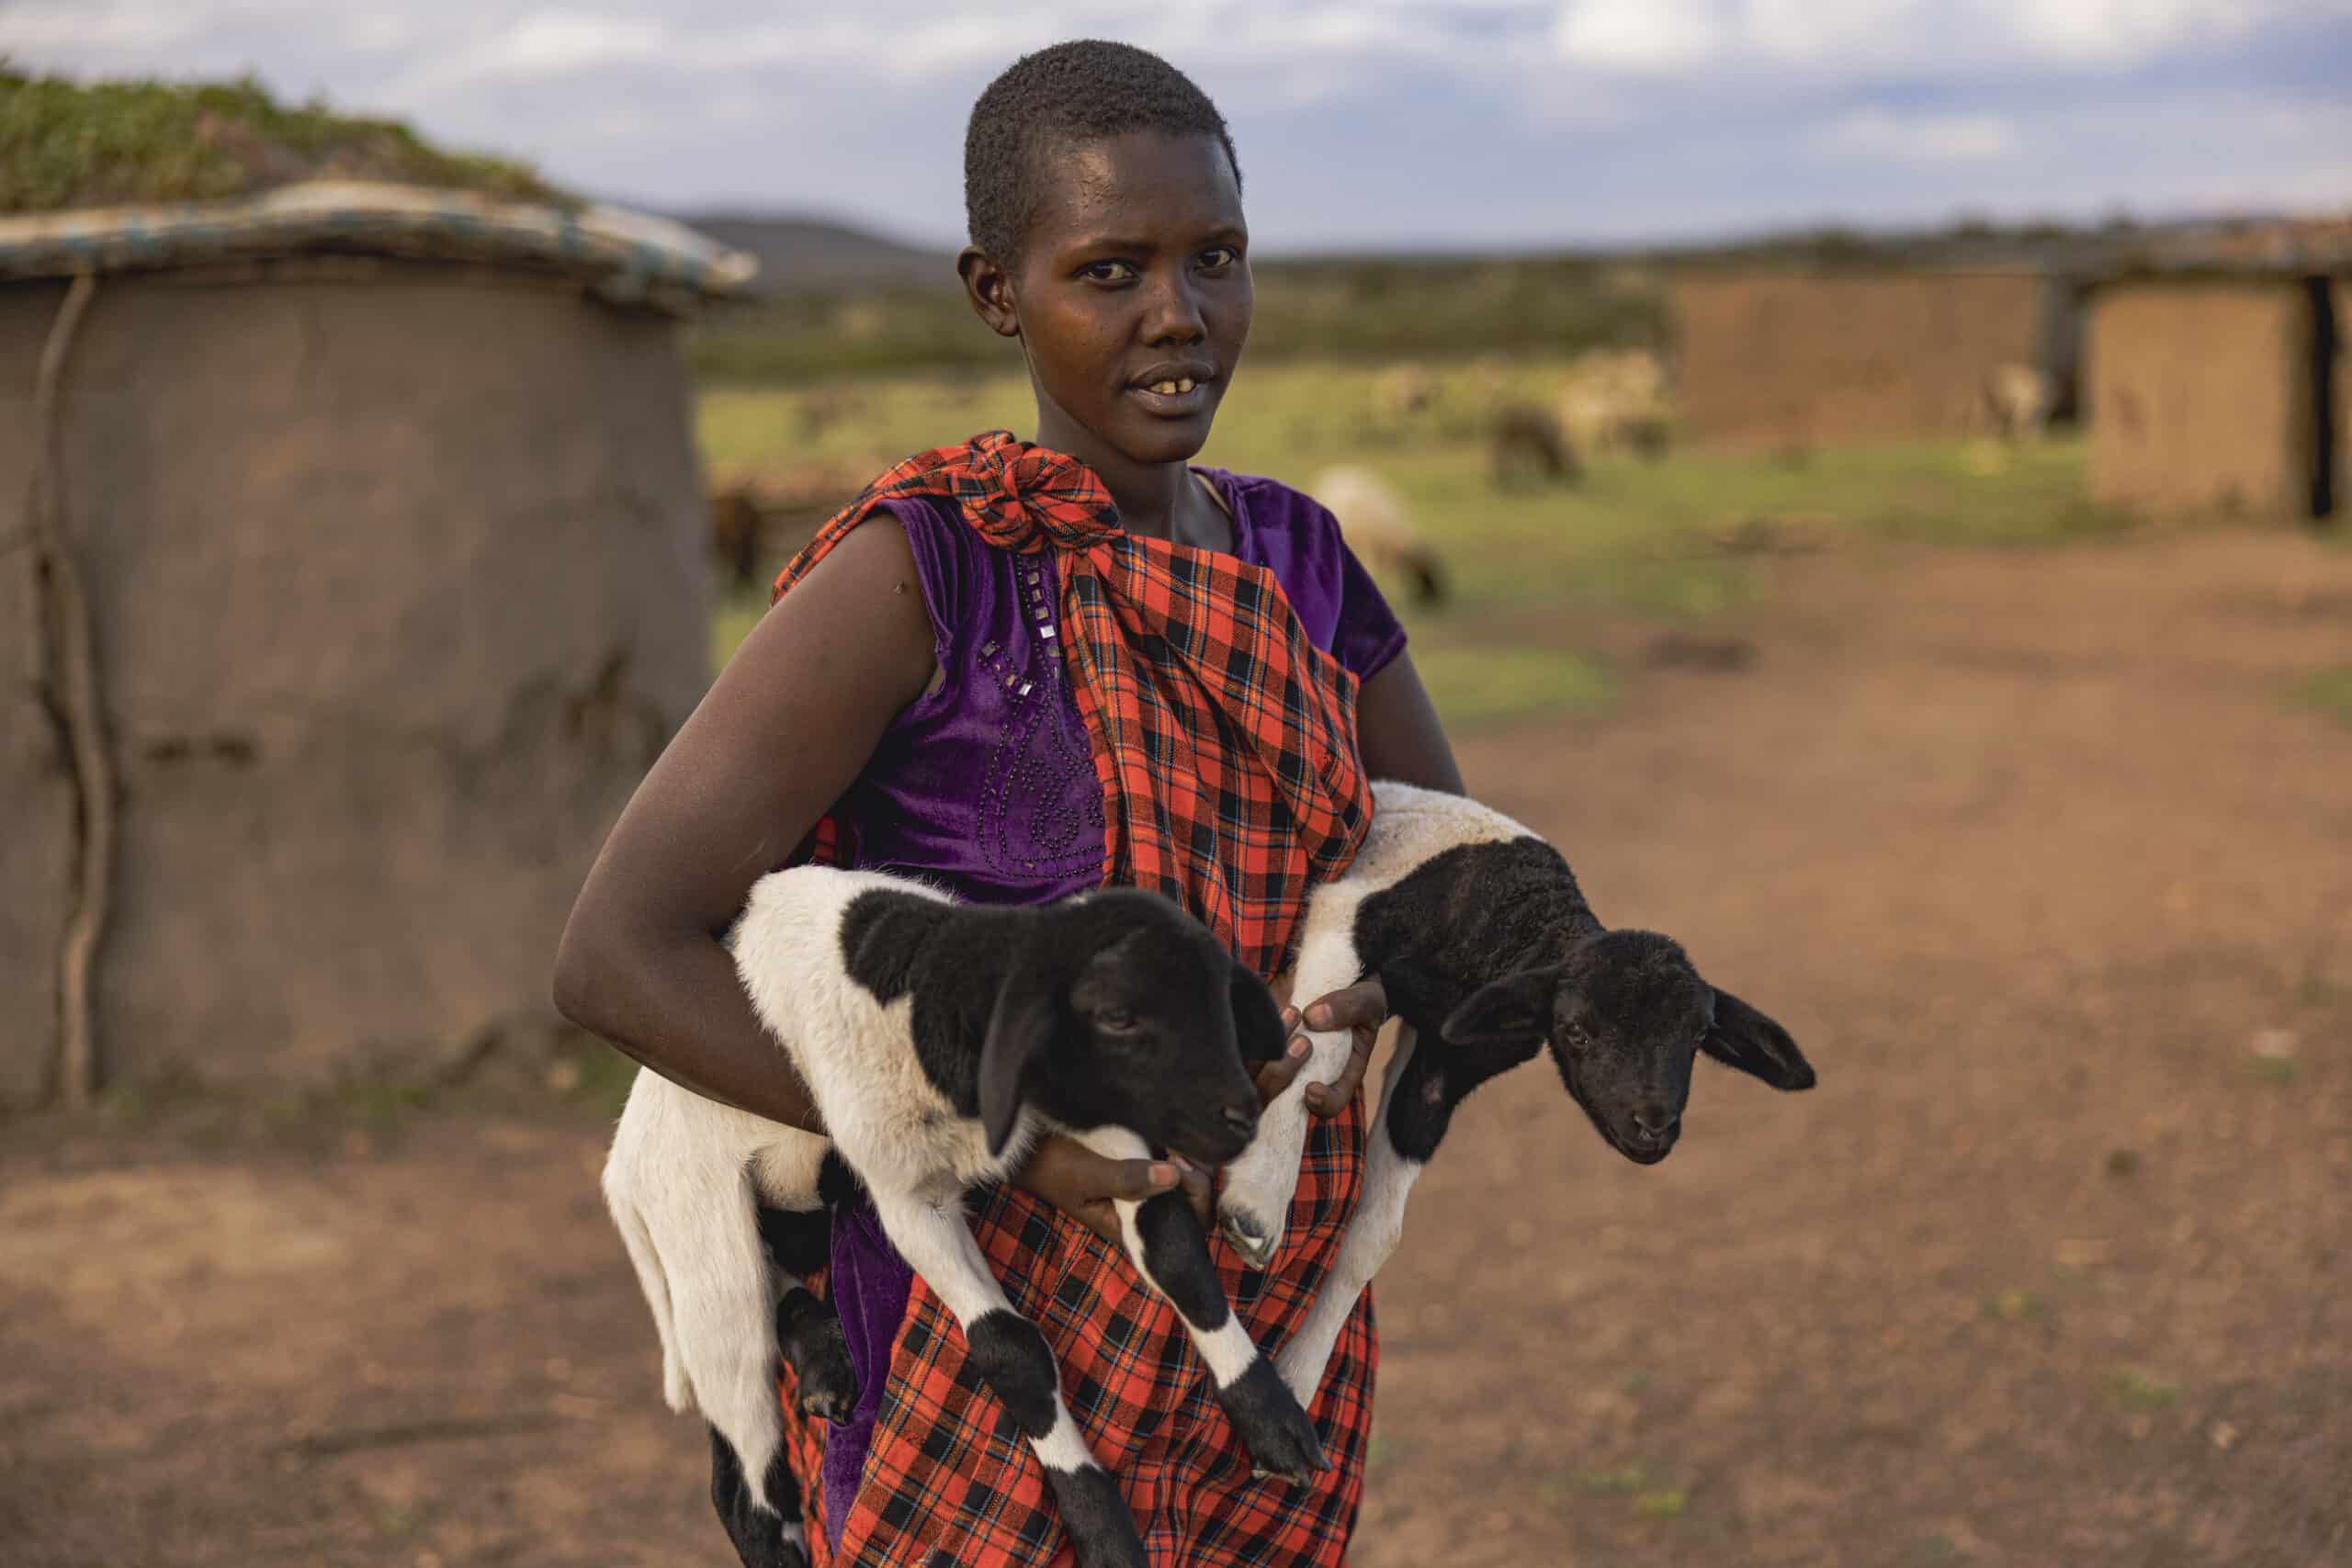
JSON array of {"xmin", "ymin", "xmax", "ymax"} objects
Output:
[
  {"xmin": 1017, "ymin": 975, "xmax": 1388, "ymax": 1247},
  {"xmin": 1012, "ymin": 1133, "xmax": 1214, "ymax": 1247},
  {"xmin": 1252, "ymin": 976, "xmax": 1387, "ymax": 1117}
]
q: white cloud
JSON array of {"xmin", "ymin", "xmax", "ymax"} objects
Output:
[
  {"xmin": 2008, "ymin": 0, "xmax": 2253, "ymax": 63},
  {"xmin": 1553, "ymin": 0, "xmax": 1722, "ymax": 69},
  {"xmin": 1551, "ymin": 0, "xmax": 2307, "ymax": 75},
  {"xmin": 493, "ymin": 11, "xmax": 670, "ymax": 73},
  {"xmin": 0, "ymin": 2, "xmax": 205, "ymax": 53},
  {"xmin": 1814, "ymin": 107, "xmax": 2020, "ymax": 160}
]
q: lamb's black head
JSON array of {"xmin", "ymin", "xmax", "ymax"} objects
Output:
[
  {"xmin": 1438, "ymin": 930, "xmax": 1815, "ymax": 1167},
  {"xmin": 978, "ymin": 888, "xmax": 1283, "ymax": 1168}
]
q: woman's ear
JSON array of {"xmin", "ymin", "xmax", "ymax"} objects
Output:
[{"xmin": 958, "ymin": 246, "xmax": 1022, "ymax": 339}]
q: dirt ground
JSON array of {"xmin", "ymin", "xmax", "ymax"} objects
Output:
[{"xmin": 6, "ymin": 525, "xmax": 2349, "ymax": 1568}]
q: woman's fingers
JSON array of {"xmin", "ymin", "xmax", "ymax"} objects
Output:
[
  {"xmin": 1012, "ymin": 1134, "xmax": 1181, "ymax": 1247},
  {"xmin": 1295, "ymin": 976, "xmax": 1388, "ymax": 1116},
  {"xmin": 1171, "ymin": 1156, "xmax": 1215, "ymax": 1231},
  {"xmin": 1253, "ymin": 1031, "xmax": 1313, "ymax": 1107},
  {"xmin": 1305, "ymin": 1025, "xmax": 1376, "ymax": 1116},
  {"xmin": 1300, "ymin": 976, "xmax": 1387, "ymax": 1034}
]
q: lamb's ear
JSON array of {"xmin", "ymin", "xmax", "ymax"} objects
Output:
[
  {"xmin": 1441, "ymin": 968, "xmax": 1560, "ymax": 1047},
  {"xmin": 978, "ymin": 968, "xmax": 1061, "ymax": 1156},
  {"xmin": 1702, "ymin": 988, "xmax": 1815, "ymax": 1090},
  {"xmin": 1229, "ymin": 963, "xmax": 1288, "ymax": 1067}
]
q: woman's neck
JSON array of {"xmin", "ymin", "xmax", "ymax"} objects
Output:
[{"xmin": 1032, "ymin": 405, "xmax": 1226, "ymax": 549}]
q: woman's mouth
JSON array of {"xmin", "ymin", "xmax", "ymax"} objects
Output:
[{"xmin": 1126, "ymin": 367, "xmax": 1216, "ymax": 418}]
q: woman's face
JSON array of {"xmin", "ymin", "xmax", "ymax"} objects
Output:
[{"xmin": 987, "ymin": 131, "xmax": 1251, "ymax": 469}]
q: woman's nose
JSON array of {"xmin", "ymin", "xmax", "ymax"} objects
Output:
[{"xmin": 1141, "ymin": 275, "xmax": 1205, "ymax": 344}]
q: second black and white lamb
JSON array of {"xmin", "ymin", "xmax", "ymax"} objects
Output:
[{"xmin": 1210, "ymin": 780, "xmax": 1818, "ymax": 1404}]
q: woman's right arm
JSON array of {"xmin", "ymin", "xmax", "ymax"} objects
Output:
[{"xmin": 550, "ymin": 519, "xmax": 938, "ymax": 1133}]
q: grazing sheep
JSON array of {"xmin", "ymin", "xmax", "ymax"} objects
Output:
[
  {"xmin": 1374, "ymin": 363, "xmax": 1437, "ymax": 422},
  {"xmin": 603, "ymin": 870, "xmax": 1324, "ymax": 1568},
  {"xmin": 704, "ymin": 457, "xmax": 890, "ymax": 591},
  {"xmin": 1984, "ymin": 362, "xmax": 2052, "ymax": 443},
  {"xmin": 1309, "ymin": 465, "xmax": 1448, "ymax": 607},
  {"xmin": 709, "ymin": 482, "xmax": 767, "ymax": 591},
  {"xmin": 1555, "ymin": 348, "xmax": 1673, "ymax": 462},
  {"xmin": 1489, "ymin": 403, "xmax": 1582, "ymax": 491},
  {"xmin": 1205, "ymin": 782, "xmax": 1816, "ymax": 1405}
]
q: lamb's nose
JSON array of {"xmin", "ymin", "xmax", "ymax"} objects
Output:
[
  {"xmin": 1221, "ymin": 1104, "xmax": 1258, "ymax": 1137},
  {"xmin": 1632, "ymin": 1108, "xmax": 1679, "ymax": 1140}
]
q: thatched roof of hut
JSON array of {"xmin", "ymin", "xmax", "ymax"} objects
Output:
[{"xmin": 0, "ymin": 71, "xmax": 756, "ymax": 307}]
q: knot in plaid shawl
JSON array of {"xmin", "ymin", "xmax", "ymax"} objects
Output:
[{"xmin": 773, "ymin": 429, "xmax": 1371, "ymax": 977}]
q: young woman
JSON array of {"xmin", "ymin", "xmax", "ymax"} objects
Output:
[{"xmin": 555, "ymin": 39, "xmax": 1463, "ymax": 1566}]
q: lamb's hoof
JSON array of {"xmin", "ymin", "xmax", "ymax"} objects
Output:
[
  {"xmin": 1069, "ymin": 1534, "xmax": 1150, "ymax": 1568},
  {"xmin": 1219, "ymin": 1360, "xmax": 1329, "ymax": 1488},
  {"xmin": 789, "ymin": 1340, "xmax": 859, "ymax": 1422},
  {"xmin": 1218, "ymin": 1207, "xmax": 1279, "ymax": 1270},
  {"xmin": 1048, "ymin": 1466, "xmax": 1149, "ymax": 1568},
  {"xmin": 1251, "ymin": 1461, "xmax": 1318, "ymax": 1488},
  {"xmin": 1240, "ymin": 1415, "xmax": 1328, "ymax": 1490},
  {"xmin": 781, "ymin": 1310, "xmax": 860, "ymax": 1423}
]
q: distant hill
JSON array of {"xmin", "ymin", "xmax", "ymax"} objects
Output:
[{"xmin": 675, "ymin": 213, "xmax": 956, "ymax": 294}]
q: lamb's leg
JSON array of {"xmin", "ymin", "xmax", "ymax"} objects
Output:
[
  {"xmin": 775, "ymin": 1283, "xmax": 856, "ymax": 1422},
  {"xmin": 1275, "ymin": 1028, "xmax": 1425, "ymax": 1408},
  {"xmin": 1216, "ymin": 940, "xmax": 1362, "ymax": 1268},
  {"xmin": 756, "ymin": 1205, "xmax": 857, "ymax": 1422},
  {"xmin": 873, "ymin": 1190, "xmax": 1147, "ymax": 1568},
  {"xmin": 1276, "ymin": 1018, "xmax": 1544, "ymax": 1405},
  {"xmin": 709, "ymin": 1425, "xmax": 808, "ymax": 1568},
  {"xmin": 1075, "ymin": 1127, "xmax": 1328, "ymax": 1486},
  {"xmin": 603, "ymin": 1085, "xmax": 788, "ymax": 1523}
]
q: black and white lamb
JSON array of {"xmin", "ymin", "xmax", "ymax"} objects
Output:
[
  {"xmin": 1212, "ymin": 780, "xmax": 1818, "ymax": 1405},
  {"xmin": 602, "ymin": 867, "xmax": 1328, "ymax": 1568}
]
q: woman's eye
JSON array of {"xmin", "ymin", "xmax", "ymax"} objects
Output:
[
  {"xmin": 1079, "ymin": 260, "xmax": 1136, "ymax": 283},
  {"xmin": 1198, "ymin": 246, "xmax": 1239, "ymax": 270}
]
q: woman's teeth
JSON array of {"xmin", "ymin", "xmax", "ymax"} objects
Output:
[{"xmin": 1147, "ymin": 378, "xmax": 1197, "ymax": 394}]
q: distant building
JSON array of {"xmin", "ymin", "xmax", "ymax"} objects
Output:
[
  {"xmin": 2085, "ymin": 241, "xmax": 2346, "ymax": 525},
  {"xmin": 2, "ymin": 181, "xmax": 753, "ymax": 1106},
  {"xmin": 1669, "ymin": 268, "xmax": 2074, "ymax": 450}
]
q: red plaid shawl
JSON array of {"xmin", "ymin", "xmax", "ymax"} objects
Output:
[{"xmin": 767, "ymin": 432, "xmax": 1380, "ymax": 1564}]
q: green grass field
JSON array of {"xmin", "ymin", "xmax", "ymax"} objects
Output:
[{"xmin": 699, "ymin": 360, "xmax": 2125, "ymax": 730}]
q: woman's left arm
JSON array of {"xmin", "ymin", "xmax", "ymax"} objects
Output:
[
  {"xmin": 1257, "ymin": 650, "xmax": 1464, "ymax": 1115},
  {"xmin": 1354, "ymin": 648, "xmax": 1464, "ymax": 795}
]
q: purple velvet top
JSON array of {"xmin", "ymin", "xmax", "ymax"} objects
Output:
[{"xmin": 816, "ymin": 467, "xmax": 1406, "ymax": 1544}]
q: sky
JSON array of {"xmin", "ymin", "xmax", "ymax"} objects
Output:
[{"xmin": 6, "ymin": 1, "xmax": 2351, "ymax": 253}]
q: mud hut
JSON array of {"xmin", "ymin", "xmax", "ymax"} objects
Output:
[
  {"xmin": 3, "ymin": 131, "xmax": 752, "ymax": 1106},
  {"xmin": 1670, "ymin": 268, "xmax": 2062, "ymax": 451},
  {"xmin": 2084, "ymin": 244, "xmax": 2347, "ymax": 525}
]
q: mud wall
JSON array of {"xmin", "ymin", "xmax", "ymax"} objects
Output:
[
  {"xmin": 2086, "ymin": 279, "xmax": 2310, "ymax": 522},
  {"xmin": 1671, "ymin": 270, "xmax": 2049, "ymax": 450},
  {"xmin": 0, "ymin": 262, "xmax": 710, "ymax": 1102}
]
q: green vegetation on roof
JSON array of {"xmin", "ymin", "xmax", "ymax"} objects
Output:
[{"xmin": 0, "ymin": 69, "xmax": 570, "ymax": 215}]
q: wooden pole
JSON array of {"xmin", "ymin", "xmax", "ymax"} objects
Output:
[{"xmin": 25, "ymin": 273, "xmax": 110, "ymax": 1108}]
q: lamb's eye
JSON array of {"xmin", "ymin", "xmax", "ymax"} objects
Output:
[{"xmin": 1097, "ymin": 1010, "xmax": 1140, "ymax": 1035}]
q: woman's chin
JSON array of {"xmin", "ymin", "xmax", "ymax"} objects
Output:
[{"xmin": 1104, "ymin": 403, "xmax": 1218, "ymax": 466}]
